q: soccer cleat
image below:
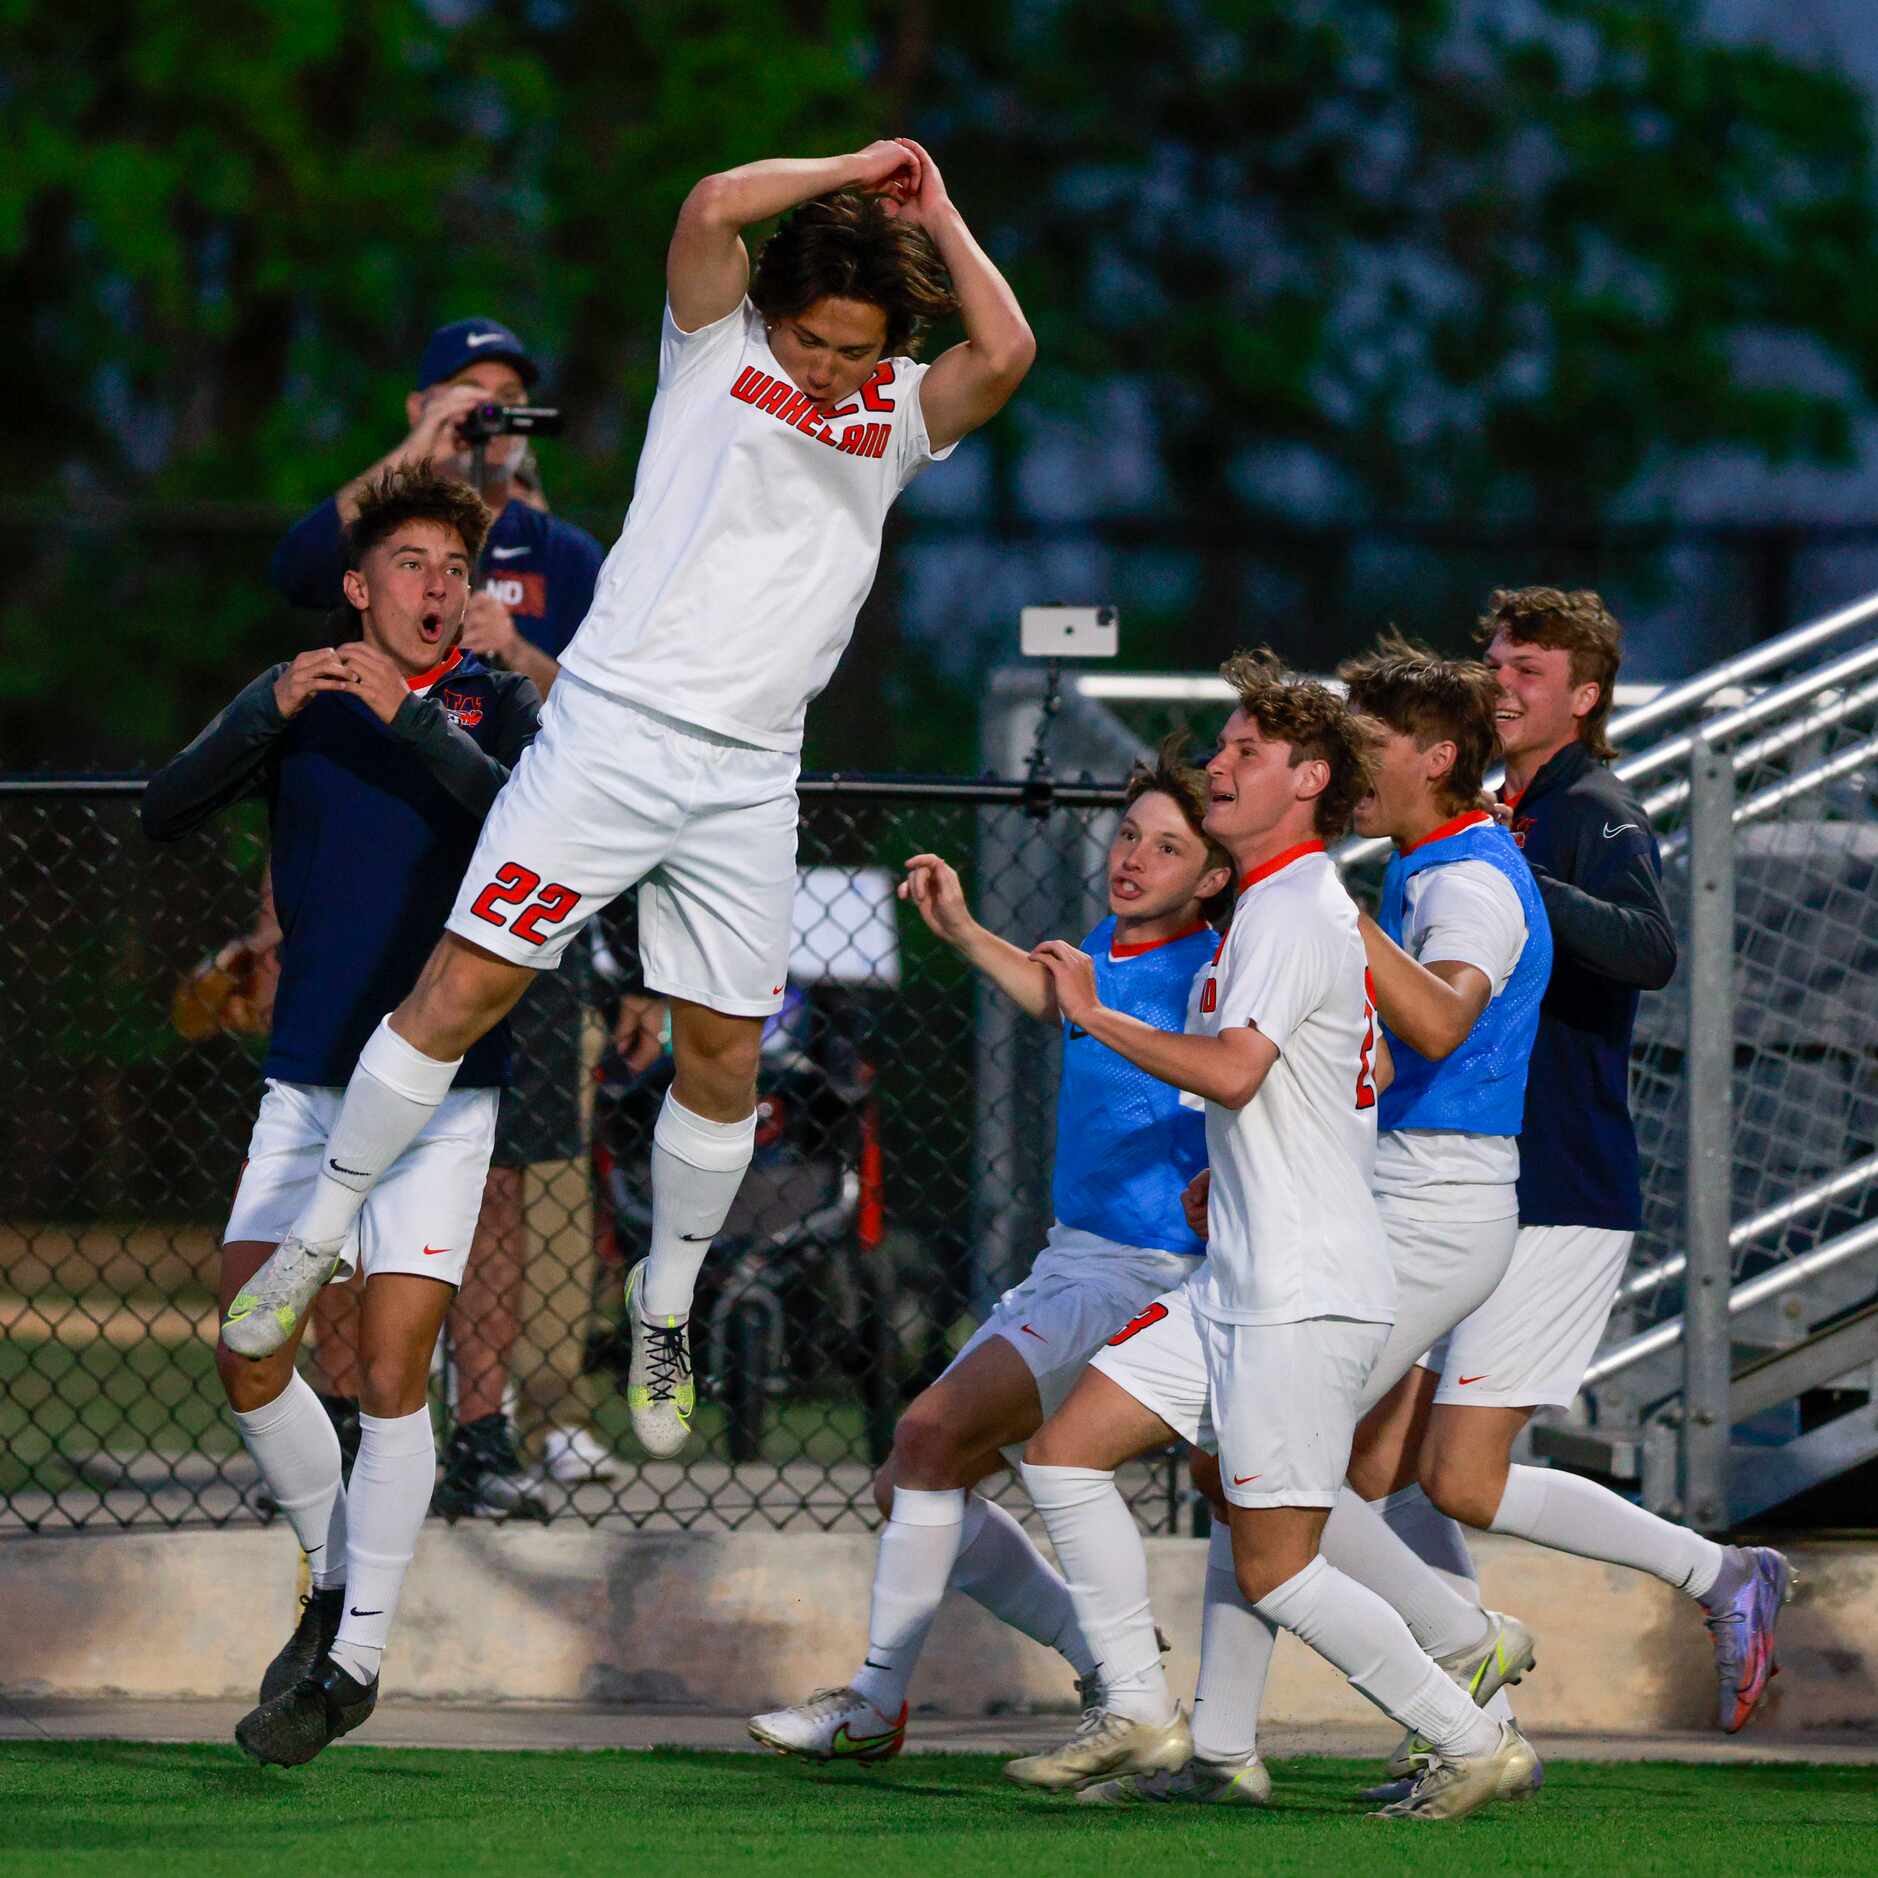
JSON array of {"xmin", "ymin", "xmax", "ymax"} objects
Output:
[
  {"xmin": 1358, "ymin": 1611, "xmax": 1532, "ymax": 1801},
  {"xmin": 259, "ymin": 1585, "xmax": 345, "ymax": 1705},
  {"xmin": 221, "ymin": 1235, "xmax": 345, "ymax": 1359},
  {"xmin": 1370, "ymin": 1720, "xmax": 1542, "ymax": 1822},
  {"xmin": 624, "ymin": 1258, "xmax": 695, "ymax": 1458},
  {"xmin": 235, "ymin": 1657, "xmax": 379, "ymax": 1767},
  {"xmin": 1707, "ymin": 1546, "xmax": 1794, "ymax": 1733},
  {"xmin": 1004, "ymin": 1705, "xmax": 1193, "ymax": 1793},
  {"xmin": 748, "ymin": 1687, "xmax": 908, "ymax": 1763},
  {"xmin": 431, "ymin": 1412, "xmax": 549, "ymax": 1521},
  {"xmin": 1077, "ymin": 1750, "xmax": 1272, "ymax": 1808}
]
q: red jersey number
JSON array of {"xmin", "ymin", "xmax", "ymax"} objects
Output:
[
  {"xmin": 1354, "ymin": 967, "xmax": 1378, "ymax": 1111},
  {"xmin": 469, "ymin": 862, "xmax": 580, "ymax": 948}
]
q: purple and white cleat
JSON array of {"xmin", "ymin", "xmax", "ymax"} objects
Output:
[{"xmin": 1705, "ymin": 1546, "xmax": 1794, "ymax": 1733}]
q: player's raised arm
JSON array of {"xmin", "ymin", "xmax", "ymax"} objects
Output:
[
  {"xmin": 667, "ymin": 142, "xmax": 922, "ymax": 332},
  {"xmin": 888, "ymin": 139, "xmax": 1036, "ymax": 453},
  {"xmin": 899, "ymin": 853, "xmax": 1054, "ymax": 1020}
]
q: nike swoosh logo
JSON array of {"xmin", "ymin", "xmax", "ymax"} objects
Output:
[
  {"xmin": 1233, "ymin": 1472, "xmax": 1262, "ymax": 1485},
  {"xmin": 489, "ymin": 544, "xmax": 529, "ymax": 559},
  {"xmin": 678, "ymin": 1232, "xmax": 713, "ymax": 1243},
  {"xmin": 421, "ymin": 1246, "xmax": 449, "ymax": 1257},
  {"xmin": 1602, "ymin": 821, "xmax": 1639, "ymax": 839},
  {"xmin": 328, "ymin": 1158, "xmax": 370, "ymax": 1178},
  {"xmin": 349, "ymin": 1607, "xmax": 384, "ymax": 1617},
  {"xmin": 465, "ymin": 332, "xmax": 507, "ymax": 347},
  {"xmin": 830, "ymin": 1720, "xmax": 900, "ymax": 1757},
  {"xmin": 1457, "ymin": 1374, "xmax": 1489, "ymax": 1385},
  {"xmin": 1020, "ymin": 1324, "xmax": 1046, "ymax": 1340}
]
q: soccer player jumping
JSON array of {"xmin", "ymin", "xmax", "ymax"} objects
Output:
[
  {"xmin": 221, "ymin": 139, "xmax": 1035, "ymax": 1459},
  {"xmin": 750, "ymin": 746, "xmax": 1231, "ymax": 1762}
]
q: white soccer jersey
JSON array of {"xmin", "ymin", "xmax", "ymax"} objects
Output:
[
  {"xmin": 557, "ymin": 299, "xmax": 955, "ymax": 753},
  {"xmin": 1371, "ymin": 859, "xmax": 1527, "ymax": 1209},
  {"xmin": 1189, "ymin": 842, "xmax": 1394, "ymax": 1327}
]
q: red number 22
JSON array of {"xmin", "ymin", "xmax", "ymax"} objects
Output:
[
  {"xmin": 1354, "ymin": 967, "xmax": 1378, "ymax": 1110},
  {"xmin": 469, "ymin": 861, "xmax": 580, "ymax": 947}
]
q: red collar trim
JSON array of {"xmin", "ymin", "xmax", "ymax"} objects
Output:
[
  {"xmin": 1109, "ymin": 918, "xmax": 1211, "ymax": 960},
  {"xmin": 1399, "ymin": 808, "xmax": 1493, "ymax": 856},
  {"xmin": 405, "ymin": 645, "xmax": 464, "ymax": 694},
  {"xmin": 1499, "ymin": 784, "xmax": 1524, "ymax": 815},
  {"xmin": 1237, "ymin": 839, "xmax": 1325, "ymax": 893}
]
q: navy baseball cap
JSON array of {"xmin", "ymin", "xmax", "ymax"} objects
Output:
[{"xmin": 416, "ymin": 318, "xmax": 540, "ymax": 390}]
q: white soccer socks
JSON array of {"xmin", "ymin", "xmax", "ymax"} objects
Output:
[
  {"xmin": 850, "ymin": 1488, "xmax": 967, "ymax": 1716},
  {"xmin": 232, "ymin": 1372, "xmax": 347, "ymax": 1591},
  {"xmin": 1020, "ymin": 1463, "xmax": 1175, "ymax": 1726},
  {"xmin": 639, "ymin": 1093, "xmax": 756, "ymax": 1321},
  {"xmin": 1321, "ymin": 1485, "xmax": 1493, "ymax": 1660},
  {"xmin": 326, "ymin": 1406, "xmax": 435, "ymax": 1687},
  {"xmin": 1190, "ymin": 1522, "xmax": 1276, "ymax": 1764},
  {"xmin": 295, "ymin": 1018, "xmax": 463, "ymax": 1250},
  {"xmin": 1254, "ymin": 1555, "xmax": 1499, "ymax": 1760},
  {"xmin": 1490, "ymin": 1464, "xmax": 1724, "ymax": 1599},
  {"xmin": 951, "ymin": 1494, "xmax": 1098, "ymax": 1680},
  {"xmin": 1381, "ymin": 1484, "xmax": 1513, "ymax": 1719}
]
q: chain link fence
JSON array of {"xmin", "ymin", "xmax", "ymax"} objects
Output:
[{"xmin": 0, "ymin": 775, "xmax": 1197, "ymax": 1538}]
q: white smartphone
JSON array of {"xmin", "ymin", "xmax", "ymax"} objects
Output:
[{"xmin": 1020, "ymin": 605, "xmax": 1119, "ymax": 659}]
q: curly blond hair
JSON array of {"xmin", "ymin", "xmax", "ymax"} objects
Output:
[
  {"xmin": 1218, "ymin": 648, "xmax": 1384, "ymax": 839},
  {"xmin": 1475, "ymin": 587, "xmax": 1624, "ymax": 761}
]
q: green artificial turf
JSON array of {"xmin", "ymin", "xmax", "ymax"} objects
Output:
[{"xmin": 1, "ymin": 1744, "xmax": 1870, "ymax": 1877}]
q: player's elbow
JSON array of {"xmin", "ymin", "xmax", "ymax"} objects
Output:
[
  {"xmin": 678, "ymin": 171, "xmax": 743, "ymax": 234},
  {"xmin": 1637, "ymin": 933, "xmax": 1677, "ymax": 991},
  {"xmin": 984, "ymin": 322, "xmax": 1037, "ymax": 388}
]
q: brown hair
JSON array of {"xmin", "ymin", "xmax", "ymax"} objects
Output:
[
  {"xmin": 1338, "ymin": 630, "xmax": 1498, "ymax": 814},
  {"xmin": 751, "ymin": 191, "xmax": 958, "ymax": 356},
  {"xmin": 1123, "ymin": 731, "xmax": 1236, "ymax": 924},
  {"xmin": 1218, "ymin": 647, "xmax": 1383, "ymax": 839},
  {"xmin": 344, "ymin": 460, "xmax": 493, "ymax": 571},
  {"xmin": 1475, "ymin": 586, "xmax": 1624, "ymax": 761}
]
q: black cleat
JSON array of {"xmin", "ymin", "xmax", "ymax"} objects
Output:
[
  {"xmin": 430, "ymin": 1411, "xmax": 548, "ymax": 1522},
  {"xmin": 236, "ymin": 1657, "xmax": 378, "ymax": 1767},
  {"xmin": 260, "ymin": 1585, "xmax": 345, "ymax": 1704}
]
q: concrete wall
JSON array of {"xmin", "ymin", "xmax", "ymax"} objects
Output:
[{"xmin": 4, "ymin": 1527, "xmax": 1873, "ymax": 1736}]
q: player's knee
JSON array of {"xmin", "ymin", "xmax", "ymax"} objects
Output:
[
  {"xmin": 215, "ymin": 1345, "xmax": 290, "ymax": 1414},
  {"xmin": 891, "ymin": 1404, "xmax": 965, "ymax": 1488},
  {"xmin": 870, "ymin": 1461, "xmax": 897, "ymax": 1519},
  {"xmin": 1020, "ymin": 1421, "xmax": 1080, "ymax": 1471},
  {"xmin": 356, "ymin": 1351, "xmax": 426, "ymax": 1421},
  {"xmin": 1232, "ymin": 1549, "xmax": 1289, "ymax": 1609},
  {"xmin": 1417, "ymin": 1451, "xmax": 1493, "ymax": 1529},
  {"xmin": 1344, "ymin": 1442, "xmax": 1395, "ymax": 1504}
]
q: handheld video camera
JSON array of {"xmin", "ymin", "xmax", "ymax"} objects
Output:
[{"xmin": 458, "ymin": 403, "xmax": 565, "ymax": 443}]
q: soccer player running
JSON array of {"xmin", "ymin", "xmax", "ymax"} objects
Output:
[
  {"xmin": 1010, "ymin": 653, "xmax": 1540, "ymax": 1823},
  {"xmin": 1141, "ymin": 638, "xmax": 1554, "ymax": 1807},
  {"xmin": 1343, "ymin": 589, "xmax": 1790, "ymax": 1741},
  {"xmin": 749, "ymin": 747, "xmax": 1232, "ymax": 1762},
  {"xmin": 142, "ymin": 467, "xmax": 539, "ymax": 1764},
  {"xmin": 219, "ymin": 139, "xmax": 1036, "ymax": 1462}
]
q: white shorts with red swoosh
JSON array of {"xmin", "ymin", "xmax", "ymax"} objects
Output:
[{"xmin": 225, "ymin": 1079, "xmax": 497, "ymax": 1287}]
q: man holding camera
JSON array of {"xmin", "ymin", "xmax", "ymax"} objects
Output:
[{"xmin": 271, "ymin": 319, "xmax": 604, "ymax": 695}]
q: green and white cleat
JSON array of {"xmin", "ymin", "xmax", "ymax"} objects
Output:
[
  {"xmin": 1371, "ymin": 1720, "xmax": 1542, "ymax": 1822},
  {"xmin": 1005, "ymin": 1705, "xmax": 1193, "ymax": 1793},
  {"xmin": 221, "ymin": 1235, "xmax": 345, "ymax": 1359},
  {"xmin": 1359, "ymin": 1609, "xmax": 1533, "ymax": 1801},
  {"xmin": 1078, "ymin": 1750, "xmax": 1272, "ymax": 1807},
  {"xmin": 624, "ymin": 1258, "xmax": 695, "ymax": 1458},
  {"xmin": 748, "ymin": 1687, "xmax": 908, "ymax": 1763}
]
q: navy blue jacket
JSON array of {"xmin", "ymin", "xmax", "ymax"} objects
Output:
[
  {"xmin": 141, "ymin": 650, "xmax": 540, "ymax": 1089},
  {"xmin": 271, "ymin": 496, "xmax": 604, "ymax": 660},
  {"xmin": 1504, "ymin": 741, "xmax": 1677, "ymax": 1229}
]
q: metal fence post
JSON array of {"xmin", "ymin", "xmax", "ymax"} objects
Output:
[{"xmin": 1683, "ymin": 734, "xmax": 1736, "ymax": 1530}]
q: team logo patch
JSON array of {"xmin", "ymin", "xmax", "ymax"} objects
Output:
[{"xmin": 439, "ymin": 688, "xmax": 484, "ymax": 729}]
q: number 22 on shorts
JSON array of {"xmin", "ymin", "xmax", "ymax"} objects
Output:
[{"xmin": 468, "ymin": 860, "xmax": 579, "ymax": 946}]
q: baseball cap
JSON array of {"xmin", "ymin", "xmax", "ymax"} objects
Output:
[{"xmin": 416, "ymin": 318, "xmax": 540, "ymax": 390}]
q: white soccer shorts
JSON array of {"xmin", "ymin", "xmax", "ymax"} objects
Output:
[
  {"xmin": 224, "ymin": 1080, "xmax": 498, "ymax": 1287},
  {"xmin": 1091, "ymin": 1281, "xmax": 1387, "ymax": 1509},
  {"xmin": 945, "ymin": 1226, "xmax": 1196, "ymax": 1428},
  {"xmin": 446, "ymin": 673, "xmax": 799, "ymax": 1016},
  {"xmin": 1358, "ymin": 1195, "xmax": 1519, "ymax": 1413},
  {"xmin": 1427, "ymin": 1223, "xmax": 1637, "ymax": 1409}
]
